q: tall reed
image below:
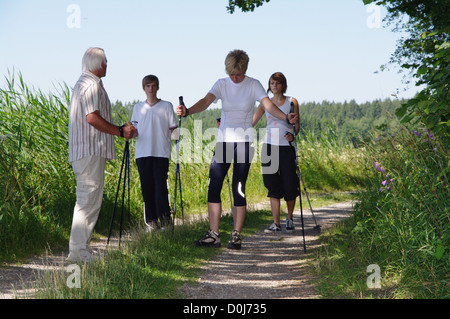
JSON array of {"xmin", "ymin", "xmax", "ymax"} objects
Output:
[{"xmin": 0, "ymin": 71, "xmax": 73, "ymax": 259}]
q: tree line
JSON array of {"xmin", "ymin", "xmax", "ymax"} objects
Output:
[{"xmin": 111, "ymin": 98, "xmax": 407, "ymax": 143}]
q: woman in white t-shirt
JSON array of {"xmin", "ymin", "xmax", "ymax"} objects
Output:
[
  {"xmin": 131, "ymin": 75, "xmax": 177, "ymax": 231},
  {"xmin": 177, "ymin": 50, "xmax": 298, "ymax": 249},
  {"xmin": 253, "ymin": 72, "xmax": 300, "ymax": 234}
]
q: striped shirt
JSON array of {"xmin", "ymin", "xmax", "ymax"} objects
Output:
[{"xmin": 68, "ymin": 72, "xmax": 116, "ymax": 163}]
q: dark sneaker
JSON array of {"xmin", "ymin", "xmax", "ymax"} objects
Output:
[
  {"xmin": 227, "ymin": 230, "xmax": 242, "ymax": 250},
  {"xmin": 194, "ymin": 230, "xmax": 221, "ymax": 248},
  {"xmin": 286, "ymin": 218, "xmax": 295, "ymax": 233},
  {"xmin": 264, "ymin": 222, "xmax": 281, "ymax": 233}
]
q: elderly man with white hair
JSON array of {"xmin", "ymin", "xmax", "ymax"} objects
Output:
[{"xmin": 68, "ymin": 47, "xmax": 136, "ymax": 262}]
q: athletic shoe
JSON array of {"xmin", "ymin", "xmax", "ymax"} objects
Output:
[
  {"xmin": 145, "ymin": 221, "xmax": 159, "ymax": 233},
  {"xmin": 264, "ymin": 222, "xmax": 281, "ymax": 233},
  {"xmin": 194, "ymin": 230, "xmax": 221, "ymax": 248},
  {"xmin": 67, "ymin": 249, "xmax": 101, "ymax": 263},
  {"xmin": 160, "ymin": 217, "xmax": 173, "ymax": 232},
  {"xmin": 286, "ymin": 218, "xmax": 295, "ymax": 232},
  {"xmin": 227, "ymin": 230, "xmax": 242, "ymax": 250}
]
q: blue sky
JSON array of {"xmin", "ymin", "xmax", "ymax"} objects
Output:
[{"xmin": 0, "ymin": 0, "xmax": 418, "ymax": 109}]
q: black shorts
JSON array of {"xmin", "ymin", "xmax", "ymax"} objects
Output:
[
  {"xmin": 208, "ymin": 142, "xmax": 254, "ymax": 206},
  {"xmin": 261, "ymin": 144, "xmax": 299, "ymax": 201}
]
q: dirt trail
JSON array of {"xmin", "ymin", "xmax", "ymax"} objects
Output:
[
  {"xmin": 180, "ymin": 201, "xmax": 355, "ymax": 299},
  {"xmin": 0, "ymin": 201, "xmax": 354, "ymax": 299}
]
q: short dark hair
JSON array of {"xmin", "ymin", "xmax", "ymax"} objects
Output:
[{"xmin": 142, "ymin": 75, "xmax": 159, "ymax": 89}]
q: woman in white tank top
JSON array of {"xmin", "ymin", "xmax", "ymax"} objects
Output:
[{"xmin": 253, "ymin": 72, "xmax": 300, "ymax": 233}]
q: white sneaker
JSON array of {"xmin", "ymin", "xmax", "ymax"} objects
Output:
[
  {"xmin": 145, "ymin": 221, "xmax": 159, "ymax": 233},
  {"xmin": 264, "ymin": 223, "xmax": 281, "ymax": 233},
  {"xmin": 286, "ymin": 218, "xmax": 295, "ymax": 232},
  {"xmin": 67, "ymin": 249, "xmax": 101, "ymax": 263}
]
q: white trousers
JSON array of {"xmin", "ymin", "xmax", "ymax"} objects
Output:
[{"xmin": 68, "ymin": 155, "xmax": 106, "ymax": 258}]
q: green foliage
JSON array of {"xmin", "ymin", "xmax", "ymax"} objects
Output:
[
  {"xmin": 364, "ymin": 0, "xmax": 450, "ymax": 137},
  {"xmin": 395, "ymin": 35, "xmax": 450, "ymax": 137},
  {"xmin": 0, "ymin": 70, "xmax": 74, "ymax": 259},
  {"xmin": 227, "ymin": 0, "xmax": 270, "ymax": 13},
  {"xmin": 120, "ymin": 98, "xmax": 404, "ymax": 142},
  {"xmin": 356, "ymin": 127, "xmax": 449, "ymax": 297},
  {"xmin": 314, "ymin": 126, "xmax": 449, "ymax": 298},
  {"xmin": 297, "ymin": 98, "xmax": 405, "ymax": 142}
]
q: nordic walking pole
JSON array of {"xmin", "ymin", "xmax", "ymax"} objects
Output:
[
  {"xmin": 173, "ymin": 96, "xmax": 184, "ymax": 226},
  {"xmin": 289, "ymin": 103, "xmax": 321, "ymax": 233},
  {"xmin": 127, "ymin": 138, "xmax": 131, "ymax": 227},
  {"xmin": 118, "ymin": 140, "xmax": 129, "ymax": 247},
  {"xmin": 290, "ymin": 102, "xmax": 307, "ymax": 253},
  {"xmin": 299, "ymin": 169, "xmax": 321, "ymax": 232},
  {"xmin": 107, "ymin": 139, "xmax": 128, "ymax": 246}
]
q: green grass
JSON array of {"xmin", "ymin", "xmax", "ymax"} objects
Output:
[{"xmin": 310, "ymin": 127, "xmax": 449, "ymax": 298}]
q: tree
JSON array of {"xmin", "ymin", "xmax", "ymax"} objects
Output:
[
  {"xmin": 227, "ymin": 0, "xmax": 270, "ymax": 13},
  {"xmin": 363, "ymin": 0, "xmax": 449, "ymax": 137}
]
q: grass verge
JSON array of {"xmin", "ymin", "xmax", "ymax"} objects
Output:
[{"xmin": 310, "ymin": 127, "xmax": 449, "ymax": 299}]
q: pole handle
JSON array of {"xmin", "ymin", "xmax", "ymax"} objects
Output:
[
  {"xmin": 290, "ymin": 101, "xmax": 296, "ymax": 130},
  {"xmin": 179, "ymin": 96, "xmax": 186, "ymax": 120}
]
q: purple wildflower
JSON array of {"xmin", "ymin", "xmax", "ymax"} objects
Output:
[{"xmin": 373, "ymin": 161, "xmax": 386, "ymax": 174}]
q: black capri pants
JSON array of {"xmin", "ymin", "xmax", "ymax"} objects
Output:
[
  {"xmin": 261, "ymin": 143, "xmax": 300, "ymax": 201},
  {"xmin": 208, "ymin": 142, "xmax": 254, "ymax": 207}
]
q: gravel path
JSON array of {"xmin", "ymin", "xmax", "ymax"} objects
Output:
[
  {"xmin": 0, "ymin": 201, "xmax": 354, "ymax": 299},
  {"xmin": 181, "ymin": 201, "xmax": 355, "ymax": 299}
]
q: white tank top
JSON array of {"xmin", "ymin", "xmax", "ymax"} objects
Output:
[{"xmin": 264, "ymin": 96, "xmax": 294, "ymax": 146}]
